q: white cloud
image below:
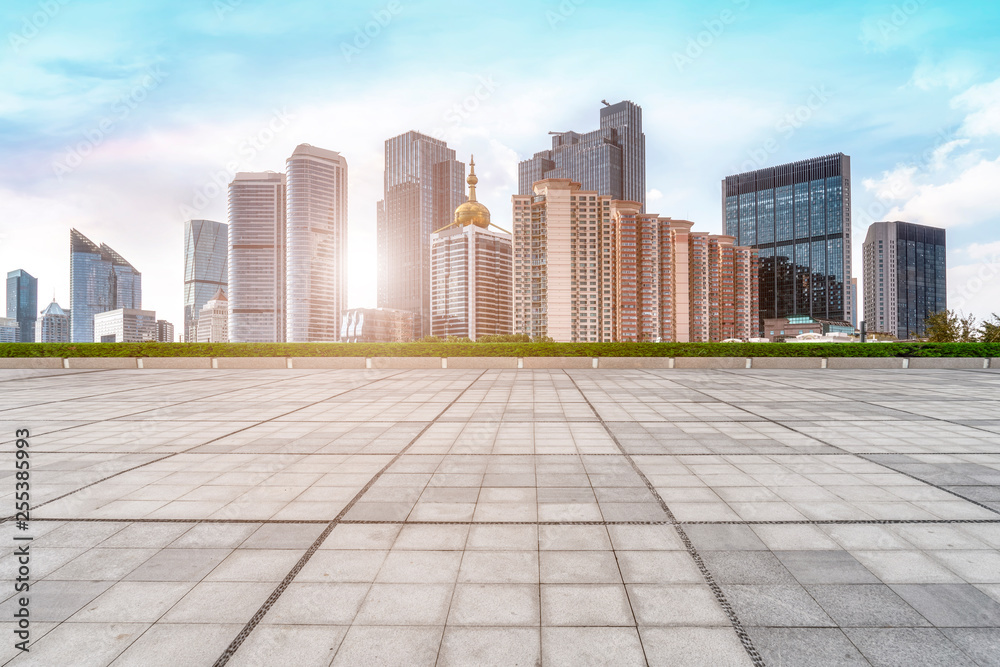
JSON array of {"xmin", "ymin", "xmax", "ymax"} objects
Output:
[
  {"xmin": 953, "ymin": 77, "xmax": 1000, "ymax": 138},
  {"xmin": 647, "ymin": 188, "xmax": 664, "ymax": 202},
  {"xmin": 949, "ymin": 250, "xmax": 1000, "ymax": 316},
  {"xmin": 879, "ymin": 156, "xmax": 1000, "ymax": 228}
]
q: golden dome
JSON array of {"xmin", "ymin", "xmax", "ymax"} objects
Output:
[{"xmin": 453, "ymin": 155, "xmax": 491, "ymax": 229}]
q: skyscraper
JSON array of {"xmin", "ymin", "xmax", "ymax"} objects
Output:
[
  {"xmin": 722, "ymin": 153, "xmax": 852, "ymax": 329},
  {"xmin": 430, "ymin": 158, "xmax": 513, "ymax": 340},
  {"xmin": 6, "ymin": 269, "xmax": 37, "ymax": 343},
  {"xmin": 863, "ymin": 221, "xmax": 946, "ymax": 339},
  {"xmin": 286, "ymin": 144, "xmax": 349, "ymax": 342},
  {"xmin": 518, "ymin": 100, "xmax": 646, "ymax": 210},
  {"xmin": 69, "ymin": 229, "xmax": 141, "ymax": 343},
  {"xmin": 513, "ymin": 179, "xmax": 757, "ymax": 342},
  {"xmin": 228, "ymin": 172, "xmax": 286, "ymax": 343},
  {"xmin": 36, "ymin": 300, "xmax": 70, "ymax": 343},
  {"xmin": 94, "ymin": 308, "xmax": 157, "ymax": 342},
  {"xmin": 183, "ymin": 220, "xmax": 228, "ymax": 343},
  {"xmin": 378, "ymin": 131, "xmax": 466, "ymax": 338}
]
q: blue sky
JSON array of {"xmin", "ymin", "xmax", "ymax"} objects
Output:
[{"xmin": 2, "ymin": 0, "xmax": 999, "ymax": 330}]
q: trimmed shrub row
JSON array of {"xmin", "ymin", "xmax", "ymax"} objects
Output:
[{"xmin": 1, "ymin": 341, "xmax": 999, "ymax": 358}]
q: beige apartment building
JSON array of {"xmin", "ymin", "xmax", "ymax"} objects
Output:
[{"xmin": 512, "ymin": 179, "xmax": 757, "ymax": 342}]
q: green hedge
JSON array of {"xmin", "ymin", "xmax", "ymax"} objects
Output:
[{"xmin": 1, "ymin": 342, "xmax": 998, "ymax": 358}]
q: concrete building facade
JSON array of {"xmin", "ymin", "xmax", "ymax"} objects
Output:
[
  {"xmin": 228, "ymin": 172, "xmax": 286, "ymax": 343},
  {"xmin": 197, "ymin": 289, "xmax": 229, "ymax": 343},
  {"xmin": 513, "ymin": 179, "xmax": 757, "ymax": 343},
  {"xmin": 430, "ymin": 159, "xmax": 512, "ymax": 340},
  {"xmin": 93, "ymin": 308, "xmax": 157, "ymax": 343},
  {"xmin": 36, "ymin": 300, "xmax": 70, "ymax": 343}
]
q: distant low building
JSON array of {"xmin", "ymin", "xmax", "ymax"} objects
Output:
[
  {"xmin": 93, "ymin": 308, "xmax": 157, "ymax": 343},
  {"xmin": 197, "ymin": 289, "xmax": 229, "ymax": 343},
  {"xmin": 764, "ymin": 315, "xmax": 855, "ymax": 342},
  {"xmin": 36, "ymin": 300, "xmax": 71, "ymax": 343},
  {"xmin": 0, "ymin": 318, "xmax": 19, "ymax": 343},
  {"xmin": 340, "ymin": 308, "xmax": 415, "ymax": 343},
  {"xmin": 156, "ymin": 320, "xmax": 175, "ymax": 343}
]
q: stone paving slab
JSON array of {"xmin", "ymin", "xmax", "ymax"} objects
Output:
[{"xmin": 0, "ymin": 367, "xmax": 998, "ymax": 666}]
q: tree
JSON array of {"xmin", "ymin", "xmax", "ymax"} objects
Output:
[
  {"xmin": 980, "ymin": 313, "xmax": 1000, "ymax": 343},
  {"xmin": 923, "ymin": 310, "xmax": 979, "ymax": 342}
]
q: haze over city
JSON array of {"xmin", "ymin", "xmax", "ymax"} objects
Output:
[{"xmin": 2, "ymin": 0, "xmax": 999, "ymax": 331}]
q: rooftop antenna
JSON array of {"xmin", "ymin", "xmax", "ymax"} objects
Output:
[{"xmin": 601, "ymin": 100, "xmax": 611, "ymax": 107}]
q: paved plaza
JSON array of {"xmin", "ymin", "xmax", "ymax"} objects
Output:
[{"xmin": 1, "ymin": 367, "xmax": 1000, "ymax": 666}]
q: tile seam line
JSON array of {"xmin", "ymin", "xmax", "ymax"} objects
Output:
[
  {"xmin": 712, "ymin": 369, "xmax": 1000, "ymax": 518},
  {"xmin": 562, "ymin": 369, "xmax": 766, "ymax": 667},
  {"xmin": 211, "ymin": 369, "xmax": 488, "ymax": 667},
  {"xmin": 0, "ymin": 370, "xmax": 409, "ymax": 524},
  {"xmin": 24, "ymin": 517, "xmax": 1000, "ymax": 525}
]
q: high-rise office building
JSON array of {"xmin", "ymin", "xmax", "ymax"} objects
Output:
[
  {"xmin": 513, "ymin": 179, "xmax": 757, "ymax": 342},
  {"xmin": 863, "ymin": 221, "xmax": 946, "ymax": 339},
  {"xmin": 228, "ymin": 172, "xmax": 286, "ymax": 343},
  {"xmin": 340, "ymin": 308, "xmax": 415, "ymax": 343},
  {"xmin": 722, "ymin": 153, "xmax": 852, "ymax": 330},
  {"xmin": 197, "ymin": 288, "xmax": 229, "ymax": 343},
  {"xmin": 0, "ymin": 318, "xmax": 18, "ymax": 343},
  {"xmin": 430, "ymin": 159, "xmax": 513, "ymax": 340},
  {"xmin": 70, "ymin": 229, "xmax": 141, "ymax": 342},
  {"xmin": 850, "ymin": 278, "xmax": 858, "ymax": 329},
  {"xmin": 6, "ymin": 269, "xmax": 37, "ymax": 343},
  {"xmin": 378, "ymin": 131, "xmax": 466, "ymax": 338},
  {"xmin": 184, "ymin": 220, "xmax": 228, "ymax": 343},
  {"xmin": 94, "ymin": 308, "xmax": 157, "ymax": 342},
  {"xmin": 286, "ymin": 144, "xmax": 349, "ymax": 342},
  {"xmin": 518, "ymin": 100, "xmax": 646, "ymax": 210},
  {"xmin": 35, "ymin": 300, "xmax": 70, "ymax": 343},
  {"xmin": 156, "ymin": 320, "xmax": 174, "ymax": 343}
]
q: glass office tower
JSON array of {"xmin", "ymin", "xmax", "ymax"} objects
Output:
[
  {"xmin": 518, "ymin": 100, "xmax": 646, "ymax": 210},
  {"xmin": 183, "ymin": 220, "xmax": 228, "ymax": 343},
  {"xmin": 722, "ymin": 153, "xmax": 852, "ymax": 327},
  {"xmin": 228, "ymin": 172, "xmax": 286, "ymax": 343},
  {"xmin": 6, "ymin": 269, "xmax": 37, "ymax": 343},
  {"xmin": 285, "ymin": 144, "xmax": 349, "ymax": 342},
  {"xmin": 377, "ymin": 132, "xmax": 466, "ymax": 338},
  {"xmin": 863, "ymin": 221, "xmax": 946, "ymax": 339},
  {"xmin": 69, "ymin": 229, "xmax": 141, "ymax": 343}
]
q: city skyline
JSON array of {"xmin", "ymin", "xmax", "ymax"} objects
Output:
[{"xmin": 2, "ymin": 1, "xmax": 999, "ymax": 332}]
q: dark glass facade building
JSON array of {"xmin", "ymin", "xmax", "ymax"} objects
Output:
[
  {"xmin": 183, "ymin": 220, "xmax": 228, "ymax": 343},
  {"xmin": 6, "ymin": 269, "xmax": 37, "ymax": 343},
  {"xmin": 518, "ymin": 101, "xmax": 646, "ymax": 210},
  {"xmin": 863, "ymin": 221, "xmax": 946, "ymax": 339},
  {"xmin": 69, "ymin": 229, "xmax": 141, "ymax": 343},
  {"xmin": 377, "ymin": 132, "xmax": 466, "ymax": 338},
  {"xmin": 722, "ymin": 153, "xmax": 852, "ymax": 328}
]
